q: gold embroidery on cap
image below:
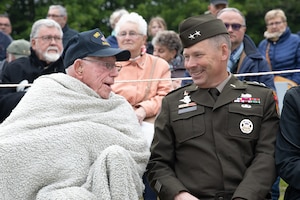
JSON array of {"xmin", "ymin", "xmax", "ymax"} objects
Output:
[{"xmin": 93, "ymin": 32, "xmax": 101, "ymax": 38}]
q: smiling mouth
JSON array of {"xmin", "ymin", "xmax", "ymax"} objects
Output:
[{"xmin": 190, "ymin": 70, "xmax": 204, "ymax": 76}]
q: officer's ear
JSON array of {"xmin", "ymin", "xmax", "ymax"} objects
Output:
[{"xmin": 221, "ymin": 43, "xmax": 230, "ymax": 62}]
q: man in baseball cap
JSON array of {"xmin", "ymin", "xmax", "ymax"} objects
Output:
[
  {"xmin": 63, "ymin": 28, "xmax": 130, "ymax": 68},
  {"xmin": 0, "ymin": 28, "xmax": 150, "ymax": 199},
  {"xmin": 62, "ymin": 28, "xmax": 130, "ymax": 99},
  {"xmin": 207, "ymin": 0, "xmax": 228, "ymax": 16}
]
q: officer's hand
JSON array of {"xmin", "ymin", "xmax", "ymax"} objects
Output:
[{"xmin": 174, "ymin": 191, "xmax": 199, "ymax": 200}]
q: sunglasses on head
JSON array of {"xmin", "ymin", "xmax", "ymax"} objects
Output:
[{"xmin": 224, "ymin": 23, "xmax": 245, "ymax": 31}]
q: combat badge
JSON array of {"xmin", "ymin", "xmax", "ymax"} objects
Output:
[{"xmin": 178, "ymin": 90, "xmax": 197, "ymax": 114}]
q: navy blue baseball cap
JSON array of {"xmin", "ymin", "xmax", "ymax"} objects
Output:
[{"xmin": 63, "ymin": 28, "xmax": 130, "ymax": 68}]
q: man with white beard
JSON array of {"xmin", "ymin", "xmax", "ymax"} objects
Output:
[{"xmin": 0, "ymin": 18, "xmax": 65, "ymax": 123}]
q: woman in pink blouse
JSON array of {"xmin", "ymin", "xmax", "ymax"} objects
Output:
[{"xmin": 112, "ymin": 12, "xmax": 172, "ymax": 123}]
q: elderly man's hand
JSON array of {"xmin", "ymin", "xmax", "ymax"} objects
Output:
[
  {"xmin": 16, "ymin": 80, "xmax": 30, "ymax": 92},
  {"xmin": 135, "ymin": 106, "xmax": 146, "ymax": 124}
]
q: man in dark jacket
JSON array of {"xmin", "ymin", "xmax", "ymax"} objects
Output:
[
  {"xmin": 0, "ymin": 31, "xmax": 12, "ymax": 60},
  {"xmin": 182, "ymin": 8, "xmax": 275, "ymax": 91},
  {"xmin": 276, "ymin": 86, "xmax": 300, "ymax": 200},
  {"xmin": 0, "ymin": 18, "xmax": 65, "ymax": 123},
  {"xmin": 147, "ymin": 14, "xmax": 278, "ymax": 200},
  {"xmin": 47, "ymin": 4, "xmax": 78, "ymax": 47},
  {"xmin": 206, "ymin": 0, "xmax": 228, "ymax": 16},
  {"xmin": 217, "ymin": 8, "xmax": 275, "ymax": 90}
]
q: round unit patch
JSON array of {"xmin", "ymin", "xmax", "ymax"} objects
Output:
[{"xmin": 239, "ymin": 119, "xmax": 253, "ymax": 134}]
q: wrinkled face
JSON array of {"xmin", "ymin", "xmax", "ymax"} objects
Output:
[
  {"xmin": 116, "ymin": 22, "xmax": 147, "ymax": 57},
  {"xmin": 183, "ymin": 39, "xmax": 229, "ymax": 88},
  {"xmin": 47, "ymin": 8, "xmax": 67, "ymax": 28},
  {"xmin": 153, "ymin": 44, "xmax": 176, "ymax": 63},
  {"xmin": 31, "ymin": 26, "xmax": 63, "ymax": 63},
  {"xmin": 79, "ymin": 56, "xmax": 119, "ymax": 99},
  {"xmin": 218, "ymin": 11, "xmax": 246, "ymax": 51},
  {"xmin": 266, "ymin": 16, "xmax": 286, "ymax": 34},
  {"xmin": 0, "ymin": 17, "xmax": 12, "ymax": 35},
  {"xmin": 150, "ymin": 21, "xmax": 165, "ymax": 37}
]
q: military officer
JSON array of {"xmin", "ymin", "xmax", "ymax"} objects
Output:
[{"xmin": 147, "ymin": 14, "xmax": 279, "ymax": 200}]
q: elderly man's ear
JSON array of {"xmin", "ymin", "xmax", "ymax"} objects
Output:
[{"xmin": 73, "ymin": 59, "xmax": 84, "ymax": 76}]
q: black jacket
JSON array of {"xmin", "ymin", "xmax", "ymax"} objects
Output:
[
  {"xmin": 0, "ymin": 49, "xmax": 65, "ymax": 122},
  {"xmin": 62, "ymin": 24, "xmax": 78, "ymax": 47},
  {"xmin": 276, "ymin": 86, "xmax": 300, "ymax": 200}
]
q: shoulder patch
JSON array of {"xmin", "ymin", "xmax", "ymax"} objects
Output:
[
  {"xmin": 244, "ymin": 81, "xmax": 267, "ymax": 88},
  {"xmin": 166, "ymin": 83, "xmax": 194, "ymax": 96}
]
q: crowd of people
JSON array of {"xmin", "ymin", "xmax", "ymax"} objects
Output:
[{"xmin": 0, "ymin": 1, "xmax": 299, "ymax": 199}]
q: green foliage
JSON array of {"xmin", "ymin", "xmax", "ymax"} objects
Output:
[{"xmin": 1, "ymin": 0, "xmax": 300, "ymax": 46}]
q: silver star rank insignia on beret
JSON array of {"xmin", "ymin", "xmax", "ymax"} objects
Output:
[{"xmin": 188, "ymin": 30, "xmax": 201, "ymax": 40}]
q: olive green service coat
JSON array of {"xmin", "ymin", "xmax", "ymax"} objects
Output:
[{"xmin": 147, "ymin": 76, "xmax": 279, "ymax": 200}]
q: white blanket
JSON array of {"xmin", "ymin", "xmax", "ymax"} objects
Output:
[{"xmin": 0, "ymin": 73, "xmax": 150, "ymax": 200}]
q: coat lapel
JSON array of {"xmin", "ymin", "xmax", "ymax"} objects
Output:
[
  {"xmin": 185, "ymin": 76, "xmax": 248, "ymax": 109},
  {"xmin": 188, "ymin": 85, "xmax": 215, "ymax": 107}
]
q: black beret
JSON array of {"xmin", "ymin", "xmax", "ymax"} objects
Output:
[{"xmin": 179, "ymin": 14, "xmax": 228, "ymax": 48}]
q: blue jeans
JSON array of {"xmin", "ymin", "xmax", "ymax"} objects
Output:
[
  {"xmin": 143, "ymin": 173, "xmax": 157, "ymax": 200},
  {"xmin": 272, "ymin": 176, "xmax": 280, "ymax": 200}
]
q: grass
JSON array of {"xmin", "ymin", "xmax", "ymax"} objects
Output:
[{"xmin": 279, "ymin": 179, "xmax": 288, "ymax": 200}]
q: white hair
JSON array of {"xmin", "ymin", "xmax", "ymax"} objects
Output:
[
  {"xmin": 115, "ymin": 12, "xmax": 147, "ymax": 36},
  {"xmin": 30, "ymin": 18, "xmax": 63, "ymax": 41}
]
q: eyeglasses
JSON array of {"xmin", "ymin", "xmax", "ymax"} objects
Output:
[
  {"xmin": 224, "ymin": 23, "xmax": 246, "ymax": 31},
  {"xmin": 0, "ymin": 23, "xmax": 10, "ymax": 27},
  {"xmin": 82, "ymin": 58, "xmax": 122, "ymax": 72},
  {"xmin": 117, "ymin": 31, "xmax": 143, "ymax": 38},
  {"xmin": 34, "ymin": 35, "xmax": 62, "ymax": 43},
  {"xmin": 267, "ymin": 21, "xmax": 284, "ymax": 27},
  {"xmin": 47, "ymin": 14, "xmax": 64, "ymax": 18}
]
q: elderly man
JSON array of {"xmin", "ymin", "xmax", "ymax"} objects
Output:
[
  {"xmin": 0, "ymin": 39, "xmax": 30, "ymax": 82},
  {"xmin": 206, "ymin": 0, "xmax": 228, "ymax": 16},
  {"xmin": 0, "ymin": 18, "xmax": 65, "ymax": 123},
  {"xmin": 147, "ymin": 14, "xmax": 278, "ymax": 200},
  {"xmin": 47, "ymin": 4, "xmax": 78, "ymax": 47},
  {"xmin": 217, "ymin": 8, "xmax": 275, "ymax": 90},
  {"xmin": 0, "ymin": 28, "xmax": 150, "ymax": 200},
  {"xmin": 0, "ymin": 14, "xmax": 13, "ymax": 39}
]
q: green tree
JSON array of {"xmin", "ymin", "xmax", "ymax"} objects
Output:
[{"xmin": 1, "ymin": 0, "xmax": 300, "ymax": 45}]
